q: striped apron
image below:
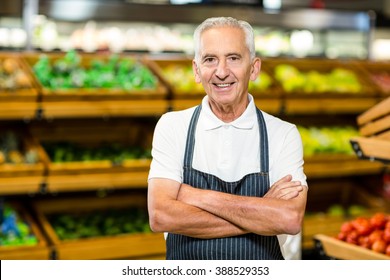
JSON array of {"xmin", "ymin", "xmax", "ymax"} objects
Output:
[{"xmin": 166, "ymin": 105, "xmax": 284, "ymax": 260}]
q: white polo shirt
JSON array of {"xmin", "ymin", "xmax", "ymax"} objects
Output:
[{"xmin": 148, "ymin": 94, "xmax": 307, "ymax": 259}]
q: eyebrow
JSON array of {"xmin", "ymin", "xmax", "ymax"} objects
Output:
[{"xmin": 201, "ymin": 52, "xmax": 242, "ymax": 61}]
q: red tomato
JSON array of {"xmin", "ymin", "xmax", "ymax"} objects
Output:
[
  {"xmin": 340, "ymin": 221, "xmax": 354, "ymax": 234},
  {"xmin": 368, "ymin": 230, "xmax": 383, "ymax": 244},
  {"xmin": 370, "ymin": 213, "xmax": 387, "ymax": 230},
  {"xmin": 337, "ymin": 232, "xmax": 347, "ymax": 241},
  {"xmin": 383, "ymin": 228, "xmax": 390, "ymax": 243},
  {"xmin": 386, "ymin": 244, "xmax": 390, "ymax": 256},
  {"xmin": 371, "ymin": 239, "xmax": 387, "ymax": 254},
  {"xmin": 352, "ymin": 217, "xmax": 373, "ymax": 236},
  {"xmin": 358, "ymin": 235, "xmax": 371, "ymax": 249},
  {"xmin": 346, "ymin": 230, "xmax": 359, "ymax": 245}
]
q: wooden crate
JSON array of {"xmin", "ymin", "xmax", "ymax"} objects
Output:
[
  {"xmin": 22, "ymin": 52, "xmax": 168, "ymax": 102},
  {"xmin": 0, "ymin": 202, "xmax": 50, "ymax": 259},
  {"xmin": 350, "ymin": 97, "xmax": 390, "ymax": 163},
  {"xmin": 304, "ymin": 154, "xmax": 385, "ymax": 178},
  {"xmin": 33, "ymin": 193, "xmax": 166, "ymax": 260},
  {"xmin": 29, "ymin": 119, "xmax": 153, "ymax": 192},
  {"xmin": 303, "ymin": 186, "xmax": 387, "ymax": 250},
  {"xmin": 354, "ymin": 60, "xmax": 390, "ymax": 96},
  {"xmin": 314, "ymin": 234, "xmax": 390, "ymax": 260},
  {"xmin": 0, "ymin": 52, "xmax": 39, "ymax": 102},
  {"xmin": 0, "ymin": 123, "xmax": 47, "ymax": 195},
  {"xmin": 265, "ymin": 58, "xmax": 377, "ymax": 97}
]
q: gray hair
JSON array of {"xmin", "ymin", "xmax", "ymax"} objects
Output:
[{"xmin": 193, "ymin": 17, "xmax": 256, "ymax": 63}]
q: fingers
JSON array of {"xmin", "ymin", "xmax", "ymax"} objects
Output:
[
  {"xmin": 272, "ymin": 174, "xmax": 292, "ymax": 186},
  {"xmin": 265, "ymin": 175, "xmax": 303, "ymax": 200}
]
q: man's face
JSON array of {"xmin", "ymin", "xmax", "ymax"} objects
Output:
[{"xmin": 193, "ymin": 26, "xmax": 260, "ymax": 109}]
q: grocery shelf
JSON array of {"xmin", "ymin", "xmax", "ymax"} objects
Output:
[
  {"xmin": 33, "ymin": 193, "xmax": 166, "ymax": 260},
  {"xmin": 39, "ymin": 100, "xmax": 169, "ymax": 119},
  {"xmin": 284, "ymin": 96, "xmax": 381, "ymax": 115},
  {"xmin": 351, "ymin": 96, "xmax": 390, "ymax": 164},
  {"xmin": 0, "ymin": 101, "xmax": 38, "ymax": 120},
  {"xmin": 314, "ymin": 234, "xmax": 390, "ymax": 260},
  {"xmin": 46, "ymin": 171, "xmax": 149, "ymax": 193},
  {"xmin": 304, "ymin": 155, "xmax": 385, "ymax": 178},
  {"xmin": 351, "ymin": 137, "xmax": 390, "ymax": 164},
  {"xmin": 0, "ymin": 176, "xmax": 44, "ymax": 196},
  {"xmin": 303, "ymin": 186, "xmax": 387, "ymax": 251},
  {"xmin": 0, "ymin": 202, "xmax": 50, "ymax": 260}
]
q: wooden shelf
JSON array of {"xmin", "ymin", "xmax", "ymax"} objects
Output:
[
  {"xmin": 351, "ymin": 137, "xmax": 390, "ymax": 163},
  {"xmin": 46, "ymin": 171, "xmax": 149, "ymax": 193},
  {"xmin": 40, "ymin": 100, "xmax": 169, "ymax": 119},
  {"xmin": 304, "ymin": 155, "xmax": 385, "ymax": 178},
  {"xmin": 0, "ymin": 202, "xmax": 50, "ymax": 260},
  {"xmin": 0, "ymin": 176, "xmax": 44, "ymax": 195},
  {"xmin": 33, "ymin": 194, "xmax": 166, "ymax": 260},
  {"xmin": 284, "ymin": 96, "xmax": 380, "ymax": 115},
  {"xmin": 0, "ymin": 101, "xmax": 38, "ymax": 120}
]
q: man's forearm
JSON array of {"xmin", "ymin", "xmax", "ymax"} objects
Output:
[
  {"xmin": 163, "ymin": 201, "xmax": 248, "ymax": 239},
  {"xmin": 148, "ymin": 179, "xmax": 248, "ymax": 239},
  {"xmin": 178, "ymin": 183, "xmax": 307, "ymax": 236}
]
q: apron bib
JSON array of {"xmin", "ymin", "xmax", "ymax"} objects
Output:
[{"xmin": 166, "ymin": 105, "xmax": 284, "ymax": 260}]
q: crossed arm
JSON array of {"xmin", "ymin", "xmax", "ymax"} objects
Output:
[{"xmin": 147, "ymin": 175, "xmax": 307, "ymax": 239}]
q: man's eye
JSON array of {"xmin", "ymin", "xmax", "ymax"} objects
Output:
[{"xmin": 204, "ymin": 58, "xmax": 215, "ymax": 63}]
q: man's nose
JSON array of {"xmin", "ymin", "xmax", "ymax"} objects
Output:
[{"xmin": 215, "ymin": 60, "xmax": 230, "ymax": 79}]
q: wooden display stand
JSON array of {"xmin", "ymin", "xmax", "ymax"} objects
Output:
[
  {"xmin": 312, "ymin": 97, "xmax": 390, "ymax": 259},
  {"xmin": 303, "ymin": 186, "xmax": 387, "ymax": 250},
  {"xmin": 314, "ymin": 234, "xmax": 390, "ymax": 260},
  {"xmin": 29, "ymin": 119, "xmax": 153, "ymax": 193},
  {"xmin": 33, "ymin": 193, "xmax": 166, "ymax": 260},
  {"xmin": 21, "ymin": 52, "xmax": 169, "ymax": 118},
  {"xmin": 0, "ymin": 202, "xmax": 50, "ymax": 260},
  {"xmin": 0, "ymin": 53, "xmax": 40, "ymax": 120},
  {"xmin": 350, "ymin": 97, "xmax": 390, "ymax": 163},
  {"xmin": 0, "ymin": 124, "xmax": 47, "ymax": 195}
]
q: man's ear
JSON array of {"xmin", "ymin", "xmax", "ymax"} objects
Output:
[
  {"xmin": 250, "ymin": 57, "xmax": 261, "ymax": 81},
  {"xmin": 192, "ymin": 60, "xmax": 201, "ymax": 83}
]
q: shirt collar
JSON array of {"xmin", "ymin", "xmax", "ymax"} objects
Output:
[{"xmin": 201, "ymin": 94, "xmax": 256, "ymax": 130}]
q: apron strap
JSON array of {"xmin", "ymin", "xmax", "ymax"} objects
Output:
[
  {"xmin": 183, "ymin": 105, "xmax": 202, "ymax": 168},
  {"xmin": 256, "ymin": 107, "xmax": 269, "ymax": 173}
]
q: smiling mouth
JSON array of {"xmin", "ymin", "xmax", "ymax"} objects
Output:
[{"xmin": 214, "ymin": 82, "xmax": 234, "ymax": 88}]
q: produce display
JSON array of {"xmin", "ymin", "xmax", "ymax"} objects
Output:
[
  {"xmin": 0, "ymin": 58, "xmax": 33, "ymax": 90},
  {"xmin": 160, "ymin": 64, "xmax": 203, "ymax": 94},
  {"xmin": 336, "ymin": 212, "xmax": 390, "ymax": 256},
  {"xmin": 322, "ymin": 204, "xmax": 367, "ymax": 217},
  {"xmin": 274, "ymin": 64, "xmax": 362, "ymax": 93},
  {"xmin": 369, "ymin": 72, "xmax": 390, "ymax": 93},
  {"xmin": 0, "ymin": 131, "xmax": 39, "ymax": 165},
  {"xmin": 0, "ymin": 203, "xmax": 38, "ymax": 246},
  {"xmin": 32, "ymin": 51, "xmax": 158, "ymax": 91},
  {"xmin": 298, "ymin": 125, "xmax": 359, "ymax": 156},
  {"xmin": 48, "ymin": 207, "xmax": 151, "ymax": 240},
  {"xmin": 248, "ymin": 71, "xmax": 274, "ymax": 93},
  {"xmin": 43, "ymin": 141, "xmax": 151, "ymax": 163}
]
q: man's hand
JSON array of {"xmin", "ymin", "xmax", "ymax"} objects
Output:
[{"xmin": 264, "ymin": 175, "xmax": 303, "ymax": 200}]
